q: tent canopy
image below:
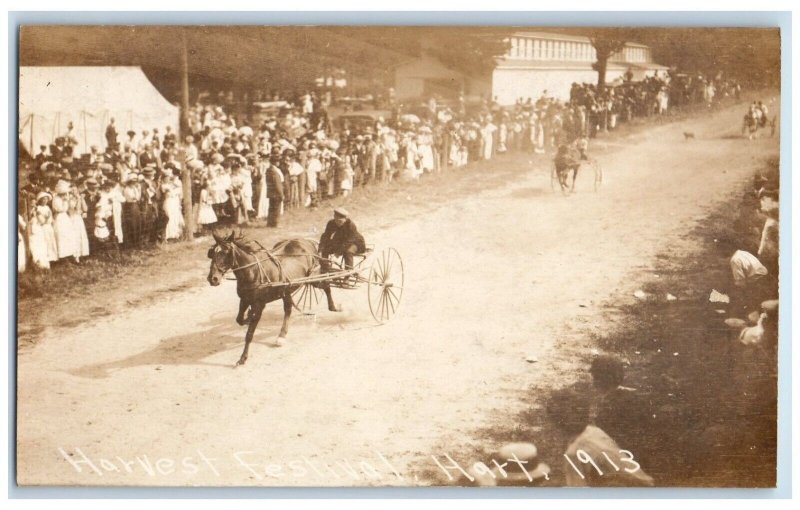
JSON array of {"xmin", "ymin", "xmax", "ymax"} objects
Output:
[{"xmin": 19, "ymin": 66, "xmax": 179, "ymax": 157}]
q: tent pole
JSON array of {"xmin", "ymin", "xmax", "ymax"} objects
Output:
[{"xmin": 82, "ymin": 111, "xmax": 88, "ymax": 156}]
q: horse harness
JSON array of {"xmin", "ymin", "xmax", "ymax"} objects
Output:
[{"xmin": 216, "ymin": 240, "xmax": 325, "ymax": 292}]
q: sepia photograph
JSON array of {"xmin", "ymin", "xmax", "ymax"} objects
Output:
[{"xmin": 14, "ymin": 20, "xmax": 783, "ymax": 490}]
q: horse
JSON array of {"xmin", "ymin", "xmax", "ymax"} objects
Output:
[
  {"xmin": 206, "ymin": 229, "xmax": 339, "ymax": 366},
  {"xmin": 553, "ymin": 144, "xmax": 582, "ymax": 193}
]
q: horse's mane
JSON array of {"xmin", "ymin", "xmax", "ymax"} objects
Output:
[{"xmin": 232, "ymin": 237, "xmax": 267, "ymax": 254}]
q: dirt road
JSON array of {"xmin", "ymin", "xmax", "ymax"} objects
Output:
[{"xmin": 17, "ymin": 99, "xmax": 780, "ymax": 486}]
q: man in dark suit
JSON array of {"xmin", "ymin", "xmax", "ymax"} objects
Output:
[
  {"xmin": 319, "ymin": 207, "xmax": 366, "ymax": 271},
  {"xmin": 34, "ymin": 145, "xmax": 49, "ymax": 170},
  {"xmin": 105, "ymin": 117, "xmax": 118, "ymax": 151},
  {"xmin": 266, "ymin": 153, "xmax": 284, "ymax": 227}
]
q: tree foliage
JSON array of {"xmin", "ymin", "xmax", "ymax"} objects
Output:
[
  {"xmin": 586, "ymin": 28, "xmax": 637, "ymax": 87},
  {"xmin": 426, "ymin": 28, "xmax": 513, "ymax": 77}
]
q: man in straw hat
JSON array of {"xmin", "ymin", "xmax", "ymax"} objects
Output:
[{"xmin": 318, "ymin": 207, "xmax": 366, "ymax": 273}]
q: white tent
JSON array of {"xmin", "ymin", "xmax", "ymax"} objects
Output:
[{"xmin": 19, "ymin": 66, "xmax": 179, "ymax": 157}]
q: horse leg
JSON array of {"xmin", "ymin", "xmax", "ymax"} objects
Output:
[
  {"xmin": 275, "ymin": 294, "xmax": 293, "ymax": 346},
  {"xmin": 571, "ymin": 166, "xmax": 579, "ymax": 192},
  {"xmin": 558, "ymin": 170, "xmax": 568, "ymax": 192},
  {"xmin": 235, "ymin": 298, "xmax": 251, "ymax": 326},
  {"xmin": 237, "ymin": 302, "xmax": 264, "ymax": 366},
  {"xmin": 321, "ymin": 282, "xmax": 341, "ymax": 312}
]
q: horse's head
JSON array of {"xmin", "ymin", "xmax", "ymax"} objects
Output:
[{"xmin": 207, "ymin": 230, "xmax": 237, "ymax": 286}]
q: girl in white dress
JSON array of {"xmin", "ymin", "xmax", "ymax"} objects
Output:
[
  {"xmin": 339, "ymin": 154, "xmax": 354, "ymax": 197},
  {"xmin": 197, "ymin": 181, "xmax": 218, "ymax": 232},
  {"xmin": 29, "ymin": 193, "xmax": 58, "ymax": 269},
  {"xmin": 305, "ymin": 150, "xmax": 321, "ymax": 206}
]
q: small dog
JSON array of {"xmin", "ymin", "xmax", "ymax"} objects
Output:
[{"xmin": 683, "ymin": 131, "xmax": 695, "ymax": 140}]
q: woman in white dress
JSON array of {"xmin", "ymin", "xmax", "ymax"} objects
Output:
[
  {"xmin": 497, "ymin": 121, "xmax": 508, "ymax": 153},
  {"xmin": 481, "ymin": 120, "xmax": 497, "ymax": 160},
  {"xmin": 68, "ymin": 187, "xmax": 90, "ymax": 261},
  {"xmin": 18, "ymin": 214, "xmax": 27, "ymax": 273},
  {"xmin": 162, "ymin": 170, "xmax": 184, "ymax": 240},
  {"xmin": 52, "ymin": 180, "xmax": 78, "ymax": 261},
  {"xmin": 197, "ymin": 181, "xmax": 218, "ymax": 232},
  {"xmin": 255, "ymin": 158, "xmax": 269, "ymax": 219},
  {"xmin": 404, "ymin": 134, "xmax": 421, "ymax": 181},
  {"xmin": 417, "ymin": 133, "xmax": 435, "ymax": 174},
  {"xmin": 240, "ymin": 163, "xmax": 254, "ymax": 214}
]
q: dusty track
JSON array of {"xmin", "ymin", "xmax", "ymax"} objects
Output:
[{"xmin": 17, "ymin": 98, "xmax": 779, "ymax": 486}]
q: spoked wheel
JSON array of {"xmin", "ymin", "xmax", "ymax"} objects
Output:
[
  {"xmin": 291, "ymin": 282, "xmax": 324, "ymax": 315},
  {"xmin": 368, "ymin": 248, "xmax": 404, "ymax": 323}
]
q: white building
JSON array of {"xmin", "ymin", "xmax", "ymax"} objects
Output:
[{"xmin": 492, "ymin": 31, "xmax": 669, "ymax": 104}]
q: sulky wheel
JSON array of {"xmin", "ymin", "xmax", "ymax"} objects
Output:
[
  {"xmin": 291, "ymin": 282, "xmax": 324, "ymax": 315},
  {"xmin": 368, "ymin": 248, "xmax": 404, "ymax": 323}
]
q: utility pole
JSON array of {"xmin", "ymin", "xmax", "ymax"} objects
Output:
[
  {"xmin": 180, "ymin": 29, "xmax": 195, "ymax": 241},
  {"xmin": 180, "ymin": 28, "xmax": 191, "ymax": 138}
]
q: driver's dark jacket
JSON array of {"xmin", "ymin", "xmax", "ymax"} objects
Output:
[{"xmin": 319, "ymin": 218, "xmax": 366, "ymax": 255}]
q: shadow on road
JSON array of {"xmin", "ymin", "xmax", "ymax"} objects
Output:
[
  {"xmin": 68, "ymin": 304, "xmax": 367, "ymax": 378},
  {"xmin": 68, "ymin": 313, "xmax": 247, "ymax": 378}
]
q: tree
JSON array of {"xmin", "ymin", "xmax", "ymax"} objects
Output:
[
  {"xmin": 426, "ymin": 28, "xmax": 512, "ymax": 78},
  {"xmin": 587, "ymin": 28, "xmax": 632, "ymax": 88},
  {"xmin": 333, "ymin": 27, "xmax": 512, "ymax": 79}
]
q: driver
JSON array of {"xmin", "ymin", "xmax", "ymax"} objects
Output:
[
  {"xmin": 319, "ymin": 207, "xmax": 366, "ymax": 272},
  {"xmin": 574, "ymin": 137, "xmax": 589, "ymax": 161}
]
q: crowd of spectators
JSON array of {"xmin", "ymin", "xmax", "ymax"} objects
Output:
[{"xmin": 18, "ymin": 71, "xmax": 741, "ymax": 272}]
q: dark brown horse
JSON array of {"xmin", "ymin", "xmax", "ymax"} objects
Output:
[{"xmin": 207, "ymin": 229, "xmax": 339, "ymax": 366}]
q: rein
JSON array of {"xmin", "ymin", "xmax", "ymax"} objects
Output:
[
  {"xmin": 225, "ymin": 242, "xmax": 282, "ymax": 285},
  {"xmin": 212, "ymin": 238, "xmax": 329, "ymax": 290}
]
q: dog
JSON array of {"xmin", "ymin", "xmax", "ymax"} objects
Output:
[{"xmin": 683, "ymin": 131, "xmax": 695, "ymax": 140}]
